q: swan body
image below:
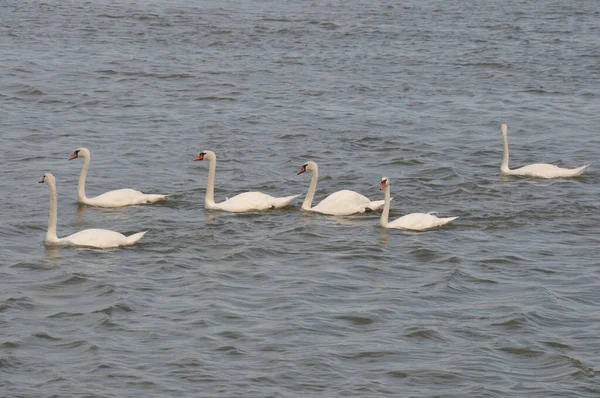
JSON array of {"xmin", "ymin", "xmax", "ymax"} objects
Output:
[
  {"xmin": 69, "ymin": 148, "xmax": 167, "ymax": 207},
  {"xmin": 40, "ymin": 173, "xmax": 147, "ymax": 248},
  {"xmin": 194, "ymin": 150, "xmax": 298, "ymax": 213},
  {"xmin": 379, "ymin": 177, "xmax": 457, "ymax": 231},
  {"xmin": 297, "ymin": 161, "xmax": 385, "ymax": 216},
  {"xmin": 500, "ymin": 124, "xmax": 589, "ymax": 178}
]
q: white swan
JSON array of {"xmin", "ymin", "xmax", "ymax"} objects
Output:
[
  {"xmin": 69, "ymin": 148, "xmax": 167, "ymax": 207},
  {"xmin": 500, "ymin": 124, "xmax": 589, "ymax": 178},
  {"xmin": 379, "ymin": 177, "xmax": 457, "ymax": 231},
  {"xmin": 194, "ymin": 150, "xmax": 298, "ymax": 212},
  {"xmin": 40, "ymin": 173, "xmax": 147, "ymax": 248},
  {"xmin": 297, "ymin": 161, "xmax": 385, "ymax": 216}
]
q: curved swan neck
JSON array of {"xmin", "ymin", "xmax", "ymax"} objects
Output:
[
  {"xmin": 205, "ymin": 154, "xmax": 217, "ymax": 207},
  {"xmin": 78, "ymin": 154, "xmax": 90, "ymax": 202},
  {"xmin": 47, "ymin": 178, "xmax": 59, "ymax": 242},
  {"xmin": 380, "ymin": 184, "xmax": 391, "ymax": 228},
  {"xmin": 501, "ymin": 130, "xmax": 510, "ymax": 174},
  {"xmin": 302, "ymin": 163, "xmax": 319, "ymax": 210}
]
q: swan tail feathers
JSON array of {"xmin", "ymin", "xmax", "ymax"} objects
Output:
[
  {"xmin": 573, "ymin": 164, "xmax": 590, "ymax": 176},
  {"xmin": 367, "ymin": 199, "xmax": 386, "ymax": 211},
  {"xmin": 126, "ymin": 230, "xmax": 148, "ymax": 245},
  {"xmin": 440, "ymin": 216, "xmax": 459, "ymax": 225},
  {"xmin": 272, "ymin": 194, "xmax": 299, "ymax": 208}
]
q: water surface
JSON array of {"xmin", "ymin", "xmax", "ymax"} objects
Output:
[{"xmin": 1, "ymin": 0, "xmax": 600, "ymax": 396}]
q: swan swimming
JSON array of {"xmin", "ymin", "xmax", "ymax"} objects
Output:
[
  {"xmin": 40, "ymin": 173, "xmax": 147, "ymax": 248},
  {"xmin": 500, "ymin": 124, "xmax": 589, "ymax": 178},
  {"xmin": 379, "ymin": 176, "xmax": 457, "ymax": 231},
  {"xmin": 297, "ymin": 161, "xmax": 385, "ymax": 216},
  {"xmin": 69, "ymin": 147, "xmax": 167, "ymax": 207},
  {"xmin": 194, "ymin": 150, "xmax": 298, "ymax": 212}
]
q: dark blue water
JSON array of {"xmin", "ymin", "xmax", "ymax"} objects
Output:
[{"xmin": 1, "ymin": 0, "xmax": 599, "ymax": 396}]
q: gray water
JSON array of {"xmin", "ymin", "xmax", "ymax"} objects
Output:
[{"xmin": 2, "ymin": 0, "xmax": 600, "ymax": 396}]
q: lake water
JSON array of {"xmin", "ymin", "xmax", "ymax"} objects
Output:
[{"xmin": 1, "ymin": 0, "xmax": 600, "ymax": 396}]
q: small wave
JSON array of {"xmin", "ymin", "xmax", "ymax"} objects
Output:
[
  {"xmin": 33, "ymin": 331, "xmax": 62, "ymax": 341},
  {"xmin": 195, "ymin": 96, "xmax": 236, "ymax": 101},
  {"xmin": 499, "ymin": 346, "xmax": 545, "ymax": 358},
  {"xmin": 9, "ymin": 84, "xmax": 45, "ymax": 96},
  {"xmin": 519, "ymin": 89, "xmax": 565, "ymax": 95},
  {"xmin": 0, "ymin": 341, "xmax": 19, "ymax": 349},
  {"xmin": 458, "ymin": 62, "xmax": 511, "ymax": 69},
  {"xmin": 92, "ymin": 303, "xmax": 135, "ymax": 315},
  {"xmin": 334, "ymin": 314, "xmax": 376, "ymax": 326},
  {"xmin": 98, "ymin": 14, "xmax": 126, "ymax": 19},
  {"xmin": 404, "ymin": 327, "xmax": 444, "ymax": 340}
]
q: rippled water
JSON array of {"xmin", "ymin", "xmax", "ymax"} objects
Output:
[{"xmin": 2, "ymin": 0, "xmax": 600, "ymax": 396}]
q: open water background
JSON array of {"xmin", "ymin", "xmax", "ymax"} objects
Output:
[{"xmin": 1, "ymin": 0, "xmax": 600, "ymax": 396}]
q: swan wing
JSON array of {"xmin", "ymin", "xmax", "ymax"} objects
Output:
[
  {"xmin": 388, "ymin": 213, "xmax": 458, "ymax": 231},
  {"xmin": 56, "ymin": 228, "xmax": 146, "ymax": 248},
  {"xmin": 87, "ymin": 189, "xmax": 166, "ymax": 207},
  {"xmin": 215, "ymin": 192, "xmax": 296, "ymax": 212},
  {"xmin": 267, "ymin": 194, "xmax": 299, "ymax": 209},
  {"xmin": 510, "ymin": 163, "xmax": 589, "ymax": 178},
  {"xmin": 311, "ymin": 190, "xmax": 372, "ymax": 216},
  {"xmin": 366, "ymin": 199, "xmax": 386, "ymax": 211}
]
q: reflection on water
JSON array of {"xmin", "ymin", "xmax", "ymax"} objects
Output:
[
  {"xmin": 43, "ymin": 245, "xmax": 62, "ymax": 265},
  {"xmin": 76, "ymin": 203, "xmax": 89, "ymax": 226},
  {"xmin": 203, "ymin": 209, "xmax": 220, "ymax": 226},
  {"xmin": 378, "ymin": 227, "xmax": 389, "ymax": 246}
]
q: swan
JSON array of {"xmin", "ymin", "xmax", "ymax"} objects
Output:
[
  {"xmin": 69, "ymin": 147, "xmax": 167, "ymax": 207},
  {"xmin": 194, "ymin": 150, "xmax": 298, "ymax": 212},
  {"xmin": 40, "ymin": 173, "xmax": 147, "ymax": 248},
  {"xmin": 297, "ymin": 161, "xmax": 385, "ymax": 216},
  {"xmin": 500, "ymin": 124, "xmax": 589, "ymax": 178},
  {"xmin": 379, "ymin": 176, "xmax": 457, "ymax": 231}
]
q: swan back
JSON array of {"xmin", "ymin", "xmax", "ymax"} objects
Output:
[
  {"xmin": 388, "ymin": 213, "xmax": 458, "ymax": 231},
  {"xmin": 59, "ymin": 229, "xmax": 147, "ymax": 248},
  {"xmin": 310, "ymin": 190, "xmax": 372, "ymax": 215}
]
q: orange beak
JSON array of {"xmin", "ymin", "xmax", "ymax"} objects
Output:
[
  {"xmin": 68, "ymin": 152, "xmax": 78, "ymax": 160},
  {"xmin": 379, "ymin": 181, "xmax": 386, "ymax": 190},
  {"xmin": 297, "ymin": 167, "xmax": 306, "ymax": 175},
  {"xmin": 194, "ymin": 154, "xmax": 204, "ymax": 161}
]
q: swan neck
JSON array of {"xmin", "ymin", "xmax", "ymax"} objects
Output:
[
  {"xmin": 47, "ymin": 180, "xmax": 59, "ymax": 241},
  {"xmin": 380, "ymin": 185, "xmax": 391, "ymax": 228},
  {"xmin": 302, "ymin": 165, "xmax": 318, "ymax": 210},
  {"xmin": 78, "ymin": 155, "xmax": 90, "ymax": 202},
  {"xmin": 205, "ymin": 155, "xmax": 216, "ymax": 207},
  {"xmin": 501, "ymin": 132, "xmax": 510, "ymax": 173}
]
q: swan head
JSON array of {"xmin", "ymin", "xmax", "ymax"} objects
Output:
[
  {"xmin": 69, "ymin": 147, "xmax": 90, "ymax": 161},
  {"xmin": 380, "ymin": 176, "xmax": 389, "ymax": 190},
  {"xmin": 39, "ymin": 172, "xmax": 55, "ymax": 185},
  {"xmin": 297, "ymin": 161, "xmax": 318, "ymax": 175},
  {"xmin": 194, "ymin": 150, "xmax": 216, "ymax": 161},
  {"xmin": 500, "ymin": 124, "xmax": 508, "ymax": 136}
]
